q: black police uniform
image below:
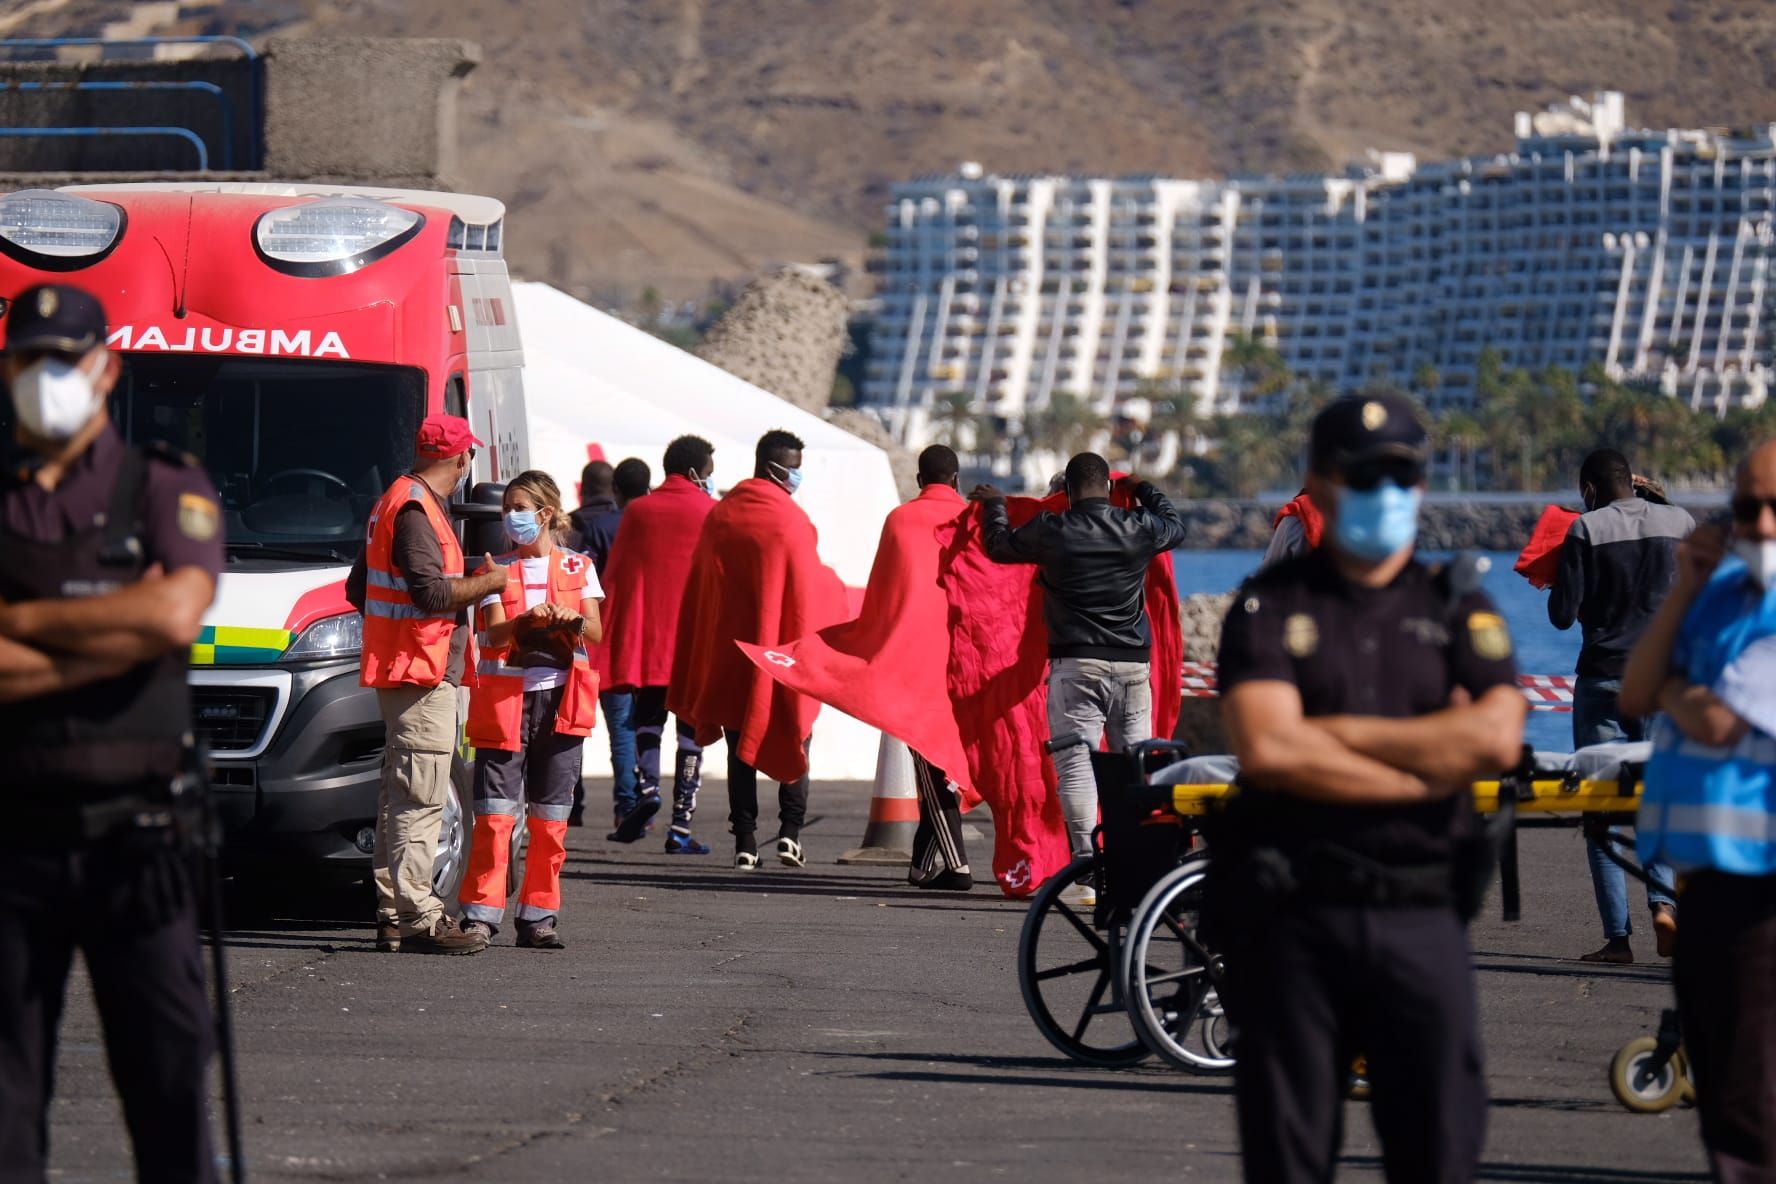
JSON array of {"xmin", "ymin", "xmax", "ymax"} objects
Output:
[
  {"xmin": 1208, "ymin": 547, "xmax": 1520, "ymax": 1183},
  {"xmin": 0, "ymin": 286, "xmax": 223, "ymax": 1182}
]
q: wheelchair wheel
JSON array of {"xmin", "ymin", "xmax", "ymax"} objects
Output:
[
  {"xmin": 1610, "ymin": 1036, "xmax": 1687, "ymax": 1114},
  {"xmin": 1017, "ymin": 856, "xmax": 1150, "ymax": 1066},
  {"xmin": 1121, "ymin": 856, "xmax": 1234, "ymax": 1072}
]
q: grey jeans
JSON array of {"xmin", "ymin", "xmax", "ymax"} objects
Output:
[{"xmin": 1046, "ymin": 658, "xmax": 1152, "ymax": 860}]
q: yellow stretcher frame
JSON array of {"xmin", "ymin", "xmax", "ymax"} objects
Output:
[{"xmin": 1153, "ymin": 778, "xmax": 1643, "ymax": 818}]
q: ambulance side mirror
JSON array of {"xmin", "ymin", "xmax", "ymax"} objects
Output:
[{"xmin": 455, "ymin": 481, "xmax": 507, "ymax": 556}]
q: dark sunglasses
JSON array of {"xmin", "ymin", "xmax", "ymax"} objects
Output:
[
  {"xmin": 1340, "ymin": 457, "xmax": 1425, "ymax": 492},
  {"xmin": 1732, "ymin": 496, "xmax": 1776, "ymax": 523}
]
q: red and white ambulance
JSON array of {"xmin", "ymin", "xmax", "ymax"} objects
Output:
[{"xmin": 0, "ymin": 182, "xmax": 529, "ymax": 892}]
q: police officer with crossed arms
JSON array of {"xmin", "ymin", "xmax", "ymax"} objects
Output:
[
  {"xmin": 1209, "ymin": 393, "xmax": 1528, "ymax": 1182},
  {"xmin": 0, "ymin": 284, "xmax": 224, "ymax": 1181}
]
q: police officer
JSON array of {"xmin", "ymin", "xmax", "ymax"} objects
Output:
[
  {"xmin": 1209, "ymin": 392, "xmax": 1528, "ymax": 1183},
  {"xmin": 0, "ymin": 284, "xmax": 223, "ymax": 1181}
]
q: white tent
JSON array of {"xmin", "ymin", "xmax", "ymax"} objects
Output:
[{"xmin": 512, "ymin": 281, "xmax": 899, "ymax": 783}]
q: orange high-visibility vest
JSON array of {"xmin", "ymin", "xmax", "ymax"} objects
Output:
[
  {"xmin": 359, "ymin": 477, "xmax": 464, "ymax": 689},
  {"xmin": 464, "ymin": 546, "xmax": 600, "ymax": 752}
]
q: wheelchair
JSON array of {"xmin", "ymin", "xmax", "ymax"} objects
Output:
[{"xmin": 1017, "ymin": 737, "xmax": 1685, "ymax": 1113}]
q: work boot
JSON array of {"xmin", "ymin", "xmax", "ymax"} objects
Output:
[
  {"xmin": 375, "ymin": 921, "xmax": 401, "ymax": 954},
  {"xmin": 461, "ymin": 919, "xmax": 494, "ymax": 944},
  {"xmin": 401, "ymin": 915, "xmax": 488, "ymax": 956},
  {"xmin": 1580, "ymin": 937, "xmax": 1633, "ymax": 965},
  {"xmin": 1652, "ymin": 903, "xmax": 1678, "ymax": 959},
  {"xmin": 515, "ymin": 921, "xmax": 565, "ymax": 950}
]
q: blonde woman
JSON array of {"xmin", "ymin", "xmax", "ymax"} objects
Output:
[{"xmin": 460, "ymin": 471, "xmax": 602, "ymax": 949}]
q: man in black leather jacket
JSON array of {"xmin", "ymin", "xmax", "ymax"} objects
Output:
[{"xmin": 973, "ymin": 452, "xmax": 1187, "ymax": 873}]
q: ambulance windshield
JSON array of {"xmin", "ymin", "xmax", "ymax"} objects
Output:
[{"xmin": 108, "ymin": 355, "xmax": 428, "ymax": 557}]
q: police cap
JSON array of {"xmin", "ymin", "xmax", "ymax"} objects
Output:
[
  {"xmin": 1309, "ymin": 392, "xmax": 1429, "ymax": 475},
  {"xmin": 5, "ymin": 283, "xmax": 107, "ymax": 355}
]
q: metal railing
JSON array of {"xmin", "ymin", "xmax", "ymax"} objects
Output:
[
  {"xmin": 0, "ymin": 36, "xmax": 261, "ymax": 171},
  {"xmin": 0, "ymin": 125, "xmax": 209, "ymax": 170},
  {"xmin": 0, "ymin": 80, "xmax": 234, "ymax": 167}
]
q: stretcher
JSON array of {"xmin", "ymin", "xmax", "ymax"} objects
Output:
[{"xmin": 1015, "ymin": 741, "xmax": 1689, "ymax": 1112}]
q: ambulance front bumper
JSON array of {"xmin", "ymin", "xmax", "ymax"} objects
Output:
[{"xmin": 191, "ymin": 661, "xmax": 385, "ymax": 878}]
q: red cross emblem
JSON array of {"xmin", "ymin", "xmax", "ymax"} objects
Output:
[
  {"xmin": 560, "ymin": 554, "xmax": 585, "ymax": 576},
  {"xmin": 763, "ymin": 650, "xmax": 797, "ymax": 668}
]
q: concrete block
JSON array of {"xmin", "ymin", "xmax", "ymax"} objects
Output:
[{"xmin": 263, "ymin": 38, "xmax": 479, "ymax": 185}]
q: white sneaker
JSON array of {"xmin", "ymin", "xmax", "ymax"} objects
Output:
[
  {"xmin": 1059, "ymin": 882, "xmax": 1097, "ymax": 909},
  {"xmin": 775, "ymin": 837, "xmax": 806, "ymax": 868},
  {"xmin": 735, "ymin": 851, "xmax": 759, "ymax": 871}
]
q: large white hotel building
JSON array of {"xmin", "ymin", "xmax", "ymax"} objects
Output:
[{"xmin": 862, "ymin": 93, "xmax": 1776, "ymax": 447}]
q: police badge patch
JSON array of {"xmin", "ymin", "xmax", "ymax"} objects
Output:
[
  {"xmin": 1466, "ymin": 611, "xmax": 1513, "ymax": 661},
  {"xmin": 177, "ymin": 492, "xmax": 220, "ymax": 541},
  {"xmin": 1283, "ymin": 612, "xmax": 1319, "ymax": 658}
]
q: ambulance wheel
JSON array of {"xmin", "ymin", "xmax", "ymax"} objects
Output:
[
  {"xmin": 433, "ymin": 756, "xmax": 473, "ymax": 915},
  {"xmin": 1121, "ymin": 856, "xmax": 1234, "ymax": 1073},
  {"xmin": 1611, "ymin": 1036, "xmax": 1687, "ymax": 1114},
  {"xmin": 1017, "ymin": 856, "xmax": 1150, "ymax": 1066}
]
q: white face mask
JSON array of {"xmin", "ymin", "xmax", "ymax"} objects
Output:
[
  {"xmin": 1735, "ymin": 539, "xmax": 1776, "ymax": 589},
  {"xmin": 11, "ymin": 352, "xmax": 105, "ymax": 442}
]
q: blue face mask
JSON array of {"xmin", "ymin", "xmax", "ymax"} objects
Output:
[
  {"xmin": 505, "ymin": 509, "xmax": 542, "ymax": 546},
  {"xmin": 769, "ymin": 461, "xmax": 803, "ymax": 496},
  {"xmin": 694, "ymin": 472, "xmax": 717, "ymax": 497},
  {"xmin": 1333, "ymin": 481, "xmax": 1421, "ymax": 561}
]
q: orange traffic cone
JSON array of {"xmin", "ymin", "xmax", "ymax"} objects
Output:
[{"xmin": 837, "ymin": 734, "xmax": 919, "ymax": 865}]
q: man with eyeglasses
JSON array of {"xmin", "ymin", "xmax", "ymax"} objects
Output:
[
  {"xmin": 346, "ymin": 414, "xmax": 509, "ymax": 954},
  {"xmin": 1621, "ymin": 439, "xmax": 1776, "ymax": 1180},
  {"xmin": 1209, "ymin": 392, "xmax": 1528, "ymax": 1182}
]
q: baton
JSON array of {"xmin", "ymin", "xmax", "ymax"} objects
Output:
[{"xmin": 179, "ymin": 745, "xmax": 247, "ymax": 1184}]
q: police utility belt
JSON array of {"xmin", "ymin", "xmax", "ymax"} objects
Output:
[{"xmin": 1231, "ymin": 841, "xmax": 1462, "ymax": 911}]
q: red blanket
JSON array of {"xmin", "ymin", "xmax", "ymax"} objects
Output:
[
  {"xmin": 603, "ymin": 474, "xmax": 716, "ymax": 691},
  {"xmin": 1272, "ymin": 490, "xmax": 1324, "ymax": 549},
  {"xmin": 667, "ymin": 478, "xmax": 846, "ymax": 783},
  {"xmin": 936, "ymin": 478, "xmax": 1184, "ymax": 897},
  {"xmin": 1514, "ymin": 504, "xmax": 1582, "ymax": 591},
  {"xmin": 737, "ymin": 484, "xmax": 975, "ymax": 798}
]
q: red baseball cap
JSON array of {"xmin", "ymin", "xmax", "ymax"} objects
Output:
[{"xmin": 415, "ymin": 413, "xmax": 484, "ymax": 461}]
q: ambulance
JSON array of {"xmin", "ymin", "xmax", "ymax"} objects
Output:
[{"xmin": 0, "ymin": 182, "xmax": 528, "ymax": 896}]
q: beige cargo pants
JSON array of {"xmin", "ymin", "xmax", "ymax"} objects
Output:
[{"xmin": 373, "ymin": 681, "xmax": 459, "ymax": 937}]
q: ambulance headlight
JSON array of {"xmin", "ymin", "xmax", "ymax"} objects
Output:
[
  {"xmin": 0, "ymin": 189, "xmax": 125, "ymax": 270},
  {"xmin": 254, "ymin": 198, "xmax": 424, "ymax": 277},
  {"xmin": 281, "ymin": 613, "xmax": 363, "ymax": 662}
]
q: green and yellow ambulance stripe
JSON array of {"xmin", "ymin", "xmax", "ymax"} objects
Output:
[{"xmin": 190, "ymin": 626, "xmax": 294, "ymax": 667}]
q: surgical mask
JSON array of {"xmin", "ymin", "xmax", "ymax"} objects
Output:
[
  {"xmin": 692, "ymin": 471, "xmax": 716, "ymax": 497},
  {"xmin": 1735, "ymin": 539, "xmax": 1776, "ymax": 589},
  {"xmin": 505, "ymin": 509, "xmax": 543, "ymax": 546},
  {"xmin": 769, "ymin": 461, "xmax": 803, "ymax": 496},
  {"xmin": 1333, "ymin": 481, "xmax": 1422, "ymax": 562},
  {"xmin": 11, "ymin": 352, "xmax": 104, "ymax": 442}
]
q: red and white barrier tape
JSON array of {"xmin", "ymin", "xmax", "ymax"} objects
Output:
[{"xmin": 1179, "ymin": 662, "xmax": 1575, "ymax": 712}]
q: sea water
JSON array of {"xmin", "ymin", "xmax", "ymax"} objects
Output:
[{"xmin": 1172, "ymin": 551, "xmax": 1581, "ymax": 753}]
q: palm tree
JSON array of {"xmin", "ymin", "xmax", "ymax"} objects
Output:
[
  {"xmin": 1221, "ymin": 334, "xmax": 1291, "ymax": 403},
  {"xmin": 1026, "ymin": 391, "xmax": 1105, "ymax": 466},
  {"xmin": 931, "ymin": 392, "xmax": 975, "ymax": 454}
]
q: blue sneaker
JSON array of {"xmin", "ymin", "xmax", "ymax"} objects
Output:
[
  {"xmin": 609, "ymin": 793, "xmax": 662, "ymax": 843},
  {"xmin": 664, "ymin": 829, "xmax": 710, "ymax": 855}
]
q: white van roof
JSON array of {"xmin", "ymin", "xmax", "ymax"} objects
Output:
[{"xmin": 60, "ymin": 181, "xmax": 506, "ymax": 225}]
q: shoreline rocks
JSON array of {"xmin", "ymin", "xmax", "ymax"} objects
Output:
[{"xmin": 1173, "ymin": 499, "xmax": 1563, "ymax": 552}]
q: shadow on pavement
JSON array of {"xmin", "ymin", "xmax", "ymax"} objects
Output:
[
  {"xmin": 1473, "ymin": 955, "xmax": 1672, "ymax": 987},
  {"xmin": 844, "ymin": 1066, "xmax": 1235, "ymax": 1096}
]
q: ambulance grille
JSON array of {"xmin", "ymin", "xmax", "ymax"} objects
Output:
[{"xmin": 190, "ymin": 687, "xmax": 276, "ymax": 753}]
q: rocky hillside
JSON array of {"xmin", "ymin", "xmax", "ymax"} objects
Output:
[{"xmin": 14, "ymin": 0, "xmax": 1776, "ymax": 304}]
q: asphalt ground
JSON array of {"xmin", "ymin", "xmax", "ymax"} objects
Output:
[{"xmin": 44, "ymin": 780, "xmax": 1709, "ymax": 1183}]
